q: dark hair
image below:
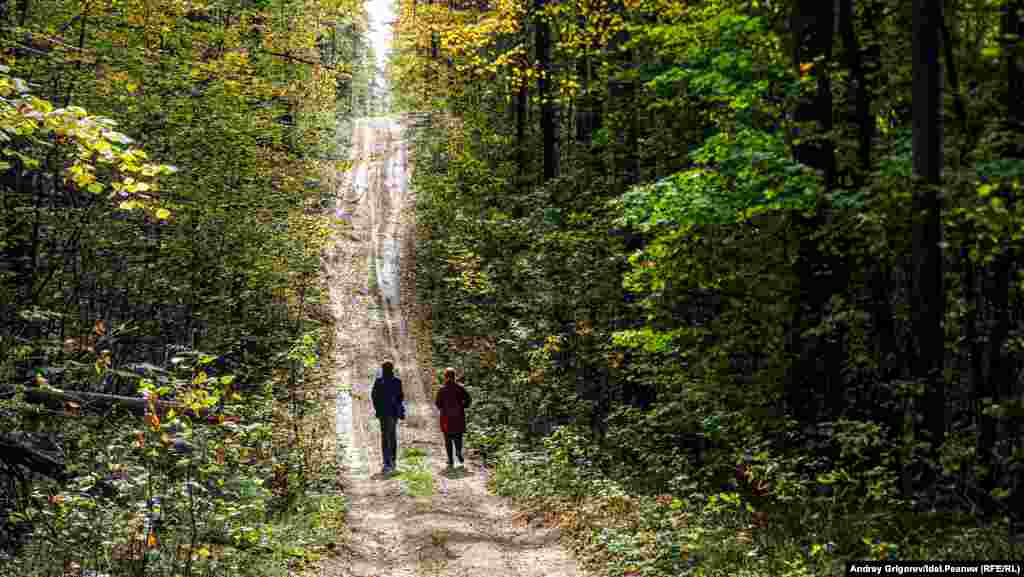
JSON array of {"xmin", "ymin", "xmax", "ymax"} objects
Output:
[{"xmin": 382, "ymin": 361, "xmax": 394, "ymax": 378}]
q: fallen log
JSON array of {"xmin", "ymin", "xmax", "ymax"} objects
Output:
[
  {"xmin": 0, "ymin": 433, "xmax": 66, "ymax": 479},
  {"xmin": 0, "ymin": 386, "xmax": 251, "ymax": 429},
  {"xmin": 0, "ymin": 385, "xmax": 185, "ymax": 417}
]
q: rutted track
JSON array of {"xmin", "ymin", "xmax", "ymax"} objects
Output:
[{"xmin": 318, "ymin": 116, "xmax": 592, "ymax": 577}]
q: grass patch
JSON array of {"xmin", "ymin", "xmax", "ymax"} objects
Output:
[
  {"xmin": 416, "ymin": 529, "xmax": 452, "ymax": 576},
  {"xmin": 430, "ymin": 528, "xmax": 450, "ymax": 547},
  {"xmin": 404, "ymin": 447, "xmax": 428, "ymax": 459},
  {"xmin": 397, "ymin": 469, "xmax": 433, "ymax": 497},
  {"xmin": 311, "ymin": 494, "xmax": 349, "ymax": 538},
  {"xmin": 413, "ymin": 497, "xmax": 434, "ymax": 514},
  {"xmin": 416, "ymin": 556, "xmax": 449, "ymax": 576},
  {"xmin": 396, "ymin": 447, "xmax": 434, "ymax": 497}
]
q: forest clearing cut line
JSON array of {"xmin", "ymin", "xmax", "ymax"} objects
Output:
[{"xmin": 316, "ymin": 116, "xmax": 593, "ymax": 577}]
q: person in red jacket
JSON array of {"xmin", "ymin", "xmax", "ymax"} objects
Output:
[{"xmin": 435, "ymin": 367, "xmax": 471, "ymax": 470}]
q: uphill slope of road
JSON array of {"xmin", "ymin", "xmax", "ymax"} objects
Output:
[{"xmin": 316, "ymin": 116, "xmax": 593, "ymax": 577}]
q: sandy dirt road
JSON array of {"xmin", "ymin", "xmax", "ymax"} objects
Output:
[{"xmin": 317, "ymin": 116, "xmax": 591, "ymax": 577}]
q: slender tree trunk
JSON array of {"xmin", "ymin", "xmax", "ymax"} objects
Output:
[
  {"xmin": 1000, "ymin": 0, "xmax": 1024, "ymax": 530},
  {"xmin": 606, "ymin": 0, "xmax": 636, "ymax": 188},
  {"xmin": 535, "ymin": 0, "xmax": 558, "ymax": 182},
  {"xmin": 970, "ymin": 250, "xmax": 1017, "ymax": 524},
  {"xmin": 64, "ymin": 11, "xmax": 88, "ymax": 107},
  {"xmin": 1005, "ymin": 0, "xmax": 1023, "ymax": 146},
  {"xmin": 937, "ymin": 7, "xmax": 967, "ymax": 138},
  {"xmin": 516, "ymin": 82, "xmax": 528, "ymax": 196},
  {"xmin": 839, "ymin": 0, "xmax": 872, "ymax": 181},
  {"xmin": 30, "ymin": 172, "xmax": 40, "ymax": 307},
  {"xmin": 911, "ymin": 0, "xmax": 946, "ymax": 455},
  {"xmin": 785, "ymin": 0, "xmax": 838, "ymax": 423},
  {"xmin": 429, "ymin": 0, "xmax": 439, "ymax": 63},
  {"xmin": 624, "ymin": 49, "xmax": 638, "ymax": 187},
  {"xmin": 791, "ymin": 0, "xmax": 836, "ymax": 189},
  {"xmin": 575, "ymin": 49, "xmax": 602, "ymax": 149},
  {"xmin": 962, "ymin": 232, "xmax": 994, "ymax": 492}
]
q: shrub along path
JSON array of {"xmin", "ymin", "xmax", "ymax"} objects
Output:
[{"xmin": 317, "ymin": 116, "xmax": 591, "ymax": 577}]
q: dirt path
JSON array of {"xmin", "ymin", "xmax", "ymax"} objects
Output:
[{"xmin": 317, "ymin": 116, "xmax": 591, "ymax": 577}]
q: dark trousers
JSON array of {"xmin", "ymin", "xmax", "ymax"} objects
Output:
[
  {"xmin": 444, "ymin": 432, "xmax": 463, "ymax": 465},
  {"xmin": 379, "ymin": 416, "xmax": 398, "ymax": 469}
]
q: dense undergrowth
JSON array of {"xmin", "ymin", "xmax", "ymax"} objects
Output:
[
  {"xmin": 2, "ymin": 356, "xmax": 342, "ymax": 577},
  {"xmin": 0, "ymin": 0, "xmax": 379, "ymax": 573},
  {"xmin": 394, "ymin": 0, "xmax": 1024, "ymax": 574},
  {"xmin": 478, "ymin": 426, "xmax": 1020, "ymax": 577},
  {"xmin": 2, "ymin": 307, "xmax": 347, "ymax": 577}
]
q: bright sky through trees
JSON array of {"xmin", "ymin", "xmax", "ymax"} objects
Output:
[{"xmin": 367, "ymin": 0, "xmax": 395, "ymax": 90}]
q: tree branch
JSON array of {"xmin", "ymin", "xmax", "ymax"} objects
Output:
[{"xmin": 258, "ymin": 49, "xmax": 322, "ymax": 67}]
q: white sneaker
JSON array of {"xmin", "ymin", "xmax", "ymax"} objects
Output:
[{"xmin": 455, "ymin": 458, "xmax": 464, "ymax": 469}]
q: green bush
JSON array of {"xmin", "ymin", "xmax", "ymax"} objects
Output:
[{"xmin": 466, "ymin": 423, "xmax": 523, "ymax": 465}]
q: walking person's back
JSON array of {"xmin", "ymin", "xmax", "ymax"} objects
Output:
[
  {"xmin": 371, "ymin": 361, "xmax": 404, "ymax": 475},
  {"xmin": 435, "ymin": 367, "xmax": 471, "ymax": 470}
]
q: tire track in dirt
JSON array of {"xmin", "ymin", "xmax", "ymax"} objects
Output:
[{"xmin": 318, "ymin": 116, "xmax": 592, "ymax": 577}]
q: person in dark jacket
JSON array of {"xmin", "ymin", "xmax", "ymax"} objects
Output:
[
  {"xmin": 371, "ymin": 361, "xmax": 404, "ymax": 475},
  {"xmin": 435, "ymin": 367, "xmax": 471, "ymax": 469}
]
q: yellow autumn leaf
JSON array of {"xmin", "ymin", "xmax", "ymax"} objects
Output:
[{"xmin": 155, "ymin": 208, "xmax": 170, "ymax": 220}]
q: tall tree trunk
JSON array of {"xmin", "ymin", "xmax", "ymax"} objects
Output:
[
  {"xmin": 785, "ymin": 0, "xmax": 838, "ymax": 424},
  {"xmin": 624, "ymin": 49, "xmax": 638, "ymax": 187},
  {"xmin": 839, "ymin": 0, "xmax": 871, "ymax": 181},
  {"xmin": 911, "ymin": 0, "xmax": 946, "ymax": 458},
  {"xmin": 429, "ymin": 0, "xmax": 439, "ymax": 63},
  {"xmin": 791, "ymin": 0, "xmax": 836, "ymax": 189},
  {"xmin": 574, "ymin": 52, "xmax": 601, "ymax": 146},
  {"xmin": 575, "ymin": 35, "xmax": 605, "ymax": 191},
  {"xmin": 962, "ymin": 233, "xmax": 993, "ymax": 492},
  {"xmin": 535, "ymin": 0, "xmax": 558, "ymax": 182},
  {"xmin": 516, "ymin": 82, "xmax": 528, "ymax": 198},
  {"xmin": 869, "ymin": 257, "xmax": 905, "ymax": 437},
  {"xmin": 984, "ymin": 250, "xmax": 1013, "ymax": 472},
  {"xmin": 607, "ymin": 0, "xmax": 636, "ymax": 188},
  {"xmin": 1005, "ymin": 0, "xmax": 1023, "ymax": 148},
  {"xmin": 937, "ymin": 6, "xmax": 967, "ymax": 138}
]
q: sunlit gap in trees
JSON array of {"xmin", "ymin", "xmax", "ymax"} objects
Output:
[{"xmin": 366, "ymin": 0, "xmax": 397, "ymax": 115}]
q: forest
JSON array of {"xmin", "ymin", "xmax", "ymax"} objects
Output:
[
  {"xmin": 1, "ymin": 0, "xmax": 1023, "ymax": 575},
  {"xmin": 392, "ymin": 0, "xmax": 1024, "ymax": 574},
  {"xmin": 0, "ymin": 0, "xmax": 373, "ymax": 573}
]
